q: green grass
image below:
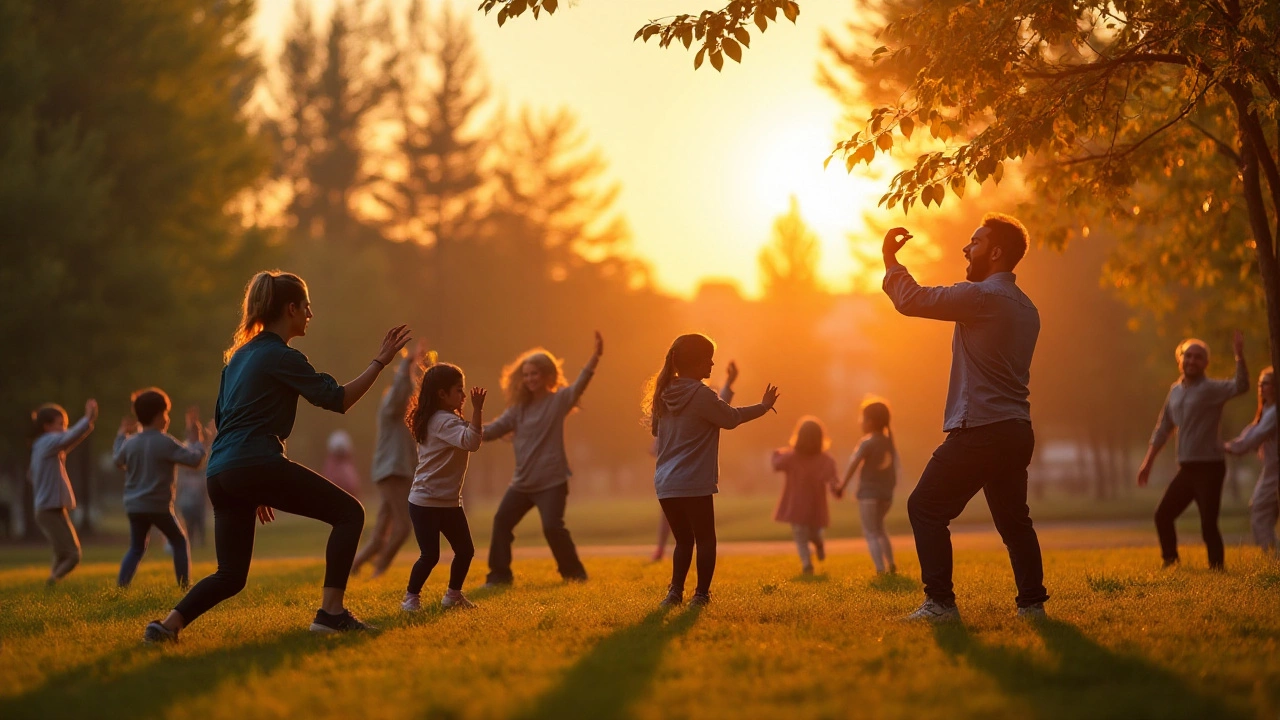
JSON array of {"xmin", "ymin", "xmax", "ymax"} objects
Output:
[{"xmin": 1, "ymin": 544, "xmax": 1277, "ymax": 719}]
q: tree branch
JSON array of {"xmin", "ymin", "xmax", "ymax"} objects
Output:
[
  {"xmin": 1024, "ymin": 52, "xmax": 1209, "ymax": 80},
  {"xmin": 1188, "ymin": 120, "xmax": 1241, "ymax": 165},
  {"xmin": 1056, "ymin": 80, "xmax": 1214, "ymax": 167}
]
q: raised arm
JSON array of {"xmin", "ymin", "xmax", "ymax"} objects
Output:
[
  {"xmin": 719, "ymin": 360, "xmax": 739, "ymax": 403},
  {"xmin": 881, "ymin": 227, "xmax": 983, "ymax": 322},
  {"xmin": 381, "ymin": 352, "xmax": 417, "ymax": 420},
  {"xmin": 1226, "ymin": 330, "xmax": 1249, "ymax": 398},
  {"xmin": 564, "ymin": 331, "xmax": 604, "ymax": 405},
  {"xmin": 112, "ymin": 416, "xmax": 133, "ymax": 468},
  {"xmin": 339, "ymin": 325, "xmax": 413, "ymax": 412},
  {"xmin": 166, "ymin": 407, "xmax": 207, "ymax": 468},
  {"xmin": 48, "ymin": 400, "xmax": 98, "ymax": 456}
]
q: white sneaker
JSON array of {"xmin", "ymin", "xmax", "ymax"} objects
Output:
[
  {"xmin": 401, "ymin": 593, "xmax": 422, "ymax": 612},
  {"xmin": 1016, "ymin": 602, "xmax": 1046, "ymax": 619},
  {"xmin": 900, "ymin": 597, "xmax": 960, "ymax": 623},
  {"xmin": 441, "ymin": 590, "xmax": 474, "ymax": 609}
]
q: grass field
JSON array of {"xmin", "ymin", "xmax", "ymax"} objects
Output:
[{"xmin": 1, "ymin": 538, "xmax": 1277, "ymax": 720}]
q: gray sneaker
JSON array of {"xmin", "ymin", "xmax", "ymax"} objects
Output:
[
  {"xmin": 659, "ymin": 586, "xmax": 683, "ymax": 607},
  {"xmin": 143, "ymin": 620, "xmax": 178, "ymax": 644},
  {"xmin": 1016, "ymin": 602, "xmax": 1046, "ymax": 619},
  {"xmin": 689, "ymin": 592, "xmax": 711, "ymax": 607},
  {"xmin": 441, "ymin": 590, "xmax": 475, "ymax": 609},
  {"xmin": 900, "ymin": 598, "xmax": 960, "ymax": 623},
  {"xmin": 401, "ymin": 593, "xmax": 422, "ymax": 612}
]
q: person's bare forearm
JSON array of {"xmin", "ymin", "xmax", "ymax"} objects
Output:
[{"xmin": 341, "ymin": 361, "xmax": 385, "ymax": 412}]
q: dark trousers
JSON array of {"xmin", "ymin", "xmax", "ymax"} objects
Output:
[
  {"xmin": 659, "ymin": 495, "xmax": 717, "ymax": 594},
  {"xmin": 407, "ymin": 504, "xmax": 474, "ymax": 593},
  {"xmin": 118, "ymin": 512, "xmax": 189, "ymax": 587},
  {"xmin": 908, "ymin": 419, "xmax": 1047, "ymax": 608},
  {"xmin": 486, "ymin": 483, "xmax": 585, "ymax": 583},
  {"xmin": 173, "ymin": 461, "xmax": 364, "ymax": 625},
  {"xmin": 1155, "ymin": 461, "xmax": 1226, "ymax": 568}
]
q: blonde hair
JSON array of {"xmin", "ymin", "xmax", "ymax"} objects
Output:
[
  {"xmin": 1256, "ymin": 367, "xmax": 1275, "ymax": 424},
  {"xmin": 225, "ymin": 271, "xmax": 308, "ymax": 363},
  {"xmin": 643, "ymin": 333, "xmax": 715, "ymax": 435},
  {"xmin": 790, "ymin": 416, "xmax": 830, "ymax": 455},
  {"xmin": 501, "ymin": 348, "xmax": 567, "ymax": 406}
]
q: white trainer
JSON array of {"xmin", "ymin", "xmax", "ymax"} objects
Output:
[
  {"xmin": 1016, "ymin": 602, "xmax": 1046, "ymax": 619},
  {"xmin": 401, "ymin": 593, "xmax": 422, "ymax": 612},
  {"xmin": 441, "ymin": 590, "xmax": 475, "ymax": 609},
  {"xmin": 900, "ymin": 597, "xmax": 960, "ymax": 623}
]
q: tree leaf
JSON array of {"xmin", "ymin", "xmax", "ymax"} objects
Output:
[
  {"xmin": 921, "ymin": 184, "xmax": 933, "ymax": 207},
  {"xmin": 543, "ymin": 0, "xmax": 557, "ymax": 12},
  {"xmin": 722, "ymin": 38, "xmax": 742, "ymax": 63},
  {"xmin": 993, "ymin": 161, "xmax": 1004, "ymax": 185},
  {"xmin": 711, "ymin": 49, "xmax": 724, "ymax": 71},
  {"xmin": 900, "ymin": 116, "xmax": 914, "ymax": 140},
  {"xmin": 733, "ymin": 27, "xmax": 750, "ymax": 47},
  {"xmin": 876, "ymin": 132, "xmax": 893, "ymax": 151},
  {"xmin": 755, "ymin": 9, "xmax": 767, "ymax": 32}
]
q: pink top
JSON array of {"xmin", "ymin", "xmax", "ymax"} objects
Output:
[
  {"xmin": 323, "ymin": 454, "xmax": 362, "ymax": 497},
  {"xmin": 771, "ymin": 448, "xmax": 836, "ymax": 528}
]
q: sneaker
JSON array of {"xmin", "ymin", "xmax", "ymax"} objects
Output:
[
  {"xmin": 401, "ymin": 593, "xmax": 422, "ymax": 613},
  {"xmin": 441, "ymin": 590, "xmax": 475, "ymax": 609},
  {"xmin": 143, "ymin": 620, "xmax": 178, "ymax": 644},
  {"xmin": 1016, "ymin": 602, "xmax": 1046, "ymax": 619},
  {"xmin": 900, "ymin": 598, "xmax": 960, "ymax": 623},
  {"xmin": 1162, "ymin": 557, "xmax": 1179, "ymax": 568},
  {"xmin": 801, "ymin": 564, "xmax": 814, "ymax": 576},
  {"xmin": 689, "ymin": 592, "xmax": 711, "ymax": 607},
  {"xmin": 480, "ymin": 579, "xmax": 512, "ymax": 591},
  {"xmin": 659, "ymin": 586, "xmax": 683, "ymax": 607},
  {"xmin": 888, "ymin": 563, "xmax": 898, "ymax": 575},
  {"xmin": 814, "ymin": 540, "xmax": 826, "ymax": 562},
  {"xmin": 563, "ymin": 573, "xmax": 589, "ymax": 583},
  {"xmin": 310, "ymin": 609, "xmax": 377, "ymax": 634}
]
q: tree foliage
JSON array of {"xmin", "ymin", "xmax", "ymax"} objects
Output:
[{"xmin": 758, "ymin": 196, "xmax": 823, "ymax": 302}]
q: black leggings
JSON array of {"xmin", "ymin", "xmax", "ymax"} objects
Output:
[
  {"xmin": 173, "ymin": 461, "xmax": 364, "ymax": 625},
  {"xmin": 407, "ymin": 504, "xmax": 474, "ymax": 593},
  {"xmin": 118, "ymin": 512, "xmax": 189, "ymax": 587},
  {"xmin": 658, "ymin": 495, "xmax": 716, "ymax": 594},
  {"xmin": 1155, "ymin": 461, "xmax": 1226, "ymax": 568}
]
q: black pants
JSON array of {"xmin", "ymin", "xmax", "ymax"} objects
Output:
[
  {"xmin": 407, "ymin": 504, "xmax": 474, "ymax": 593},
  {"xmin": 659, "ymin": 495, "xmax": 717, "ymax": 594},
  {"xmin": 908, "ymin": 419, "xmax": 1047, "ymax": 608},
  {"xmin": 486, "ymin": 483, "xmax": 586, "ymax": 583},
  {"xmin": 1155, "ymin": 461, "xmax": 1226, "ymax": 568},
  {"xmin": 173, "ymin": 461, "xmax": 364, "ymax": 625},
  {"xmin": 118, "ymin": 512, "xmax": 189, "ymax": 587}
]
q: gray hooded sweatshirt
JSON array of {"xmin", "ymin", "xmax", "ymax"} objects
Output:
[{"xmin": 653, "ymin": 377, "xmax": 769, "ymax": 499}]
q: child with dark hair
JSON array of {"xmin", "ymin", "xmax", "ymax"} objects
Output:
[
  {"xmin": 771, "ymin": 416, "xmax": 838, "ymax": 575},
  {"xmin": 29, "ymin": 399, "xmax": 98, "ymax": 584},
  {"xmin": 836, "ymin": 399, "xmax": 898, "ymax": 575},
  {"xmin": 402, "ymin": 362, "xmax": 486, "ymax": 612},
  {"xmin": 113, "ymin": 389, "xmax": 207, "ymax": 588},
  {"xmin": 646, "ymin": 334, "xmax": 779, "ymax": 607}
]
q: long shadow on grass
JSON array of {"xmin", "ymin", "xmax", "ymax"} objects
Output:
[
  {"xmin": 932, "ymin": 618, "xmax": 1247, "ymax": 720},
  {"xmin": 516, "ymin": 607, "xmax": 701, "ymax": 720}
]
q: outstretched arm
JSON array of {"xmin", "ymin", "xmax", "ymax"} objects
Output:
[
  {"xmin": 341, "ymin": 325, "xmax": 413, "ymax": 412},
  {"xmin": 565, "ymin": 331, "xmax": 604, "ymax": 405},
  {"xmin": 881, "ymin": 227, "xmax": 984, "ymax": 322}
]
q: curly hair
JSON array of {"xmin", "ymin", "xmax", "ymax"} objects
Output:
[{"xmin": 500, "ymin": 348, "xmax": 567, "ymax": 406}]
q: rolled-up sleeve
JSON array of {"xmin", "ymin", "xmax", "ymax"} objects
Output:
[
  {"xmin": 882, "ymin": 265, "xmax": 984, "ymax": 322},
  {"xmin": 274, "ymin": 349, "xmax": 346, "ymax": 413}
]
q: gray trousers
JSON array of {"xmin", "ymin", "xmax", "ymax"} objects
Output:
[{"xmin": 36, "ymin": 508, "xmax": 81, "ymax": 580}]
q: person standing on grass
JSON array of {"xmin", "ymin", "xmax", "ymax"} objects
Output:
[
  {"xmin": 143, "ymin": 270, "xmax": 411, "ymax": 643},
  {"xmin": 29, "ymin": 399, "xmax": 98, "ymax": 585},
  {"xmin": 175, "ymin": 415, "xmax": 215, "ymax": 548},
  {"xmin": 352, "ymin": 340, "xmax": 427, "ymax": 578},
  {"xmin": 1139, "ymin": 333, "xmax": 1248, "ymax": 570},
  {"xmin": 771, "ymin": 416, "xmax": 837, "ymax": 575},
  {"xmin": 113, "ymin": 389, "xmax": 206, "ymax": 588},
  {"xmin": 881, "ymin": 216, "xmax": 1048, "ymax": 622},
  {"xmin": 481, "ymin": 333, "xmax": 602, "ymax": 588},
  {"xmin": 401, "ymin": 362, "xmax": 485, "ymax": 612},
  {"xmin": 1225, "ymin": 367, "xmax": 1277, "ymax": 555},
  {"xmin": 646, "ymin": 334, "xmax": 779, "ymax": 607},
  {"xmin": 834, "ymin": 399, "xmax": 898, "ymax": 576}
]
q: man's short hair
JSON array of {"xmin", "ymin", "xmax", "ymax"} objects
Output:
[
  {"xmin": 982, "ymin": 213, "xmax": 1029, "ymax": 267},
  {"xmin": 1176, "ymin": 338, "xmax": 1209, "ymax": 362},
  {"xmin": 131, "ymin": 387, "xmax": 171, "ymax": 426}
]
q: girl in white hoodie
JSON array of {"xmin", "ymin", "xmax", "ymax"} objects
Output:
[
  {"xmin": 645, "ymin": 333, "xmax": 779, "ymax": 607},
  {"xmin": 402, "ymin": 362, "xmax": 487, "ymax": 611}
]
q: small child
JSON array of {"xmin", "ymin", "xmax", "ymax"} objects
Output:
[
  {"xmin": 402, "ymin": 362, "xmax": 486, "ymax": 612},
  {"xmin": 836, "ymin": 399, "xmax": 898, "ymax": 574},
  {"xmin": 175, "ymin": 418, "xmax": 216, "ymax": 548},
  {"xmin": 29, "ymin": 399, "xmax": 98, "ymax": 584},
  {"xmin": 113, "ymin": 389, "xmax": 207, "ymax": 588},
  {"xmin": 771, "ymin": 417, "xmax": 838, "ymax": 575},
  {"xmin": 647, "ymin": 334, "xmax": 779, "ymax": 607}
]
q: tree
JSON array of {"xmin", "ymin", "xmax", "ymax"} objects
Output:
[{"xmin": 759, "ymin": 195, "xmax": 824, "ymax": 302}]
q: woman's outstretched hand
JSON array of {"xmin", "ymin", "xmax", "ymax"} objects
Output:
[
  {"xmin": 761, "ymin": 384, "xmax": 780, "ymax": 411},
  {"xmin": 593, "ymin": 331, "xmax": 604, "ymax": 358},
  {"xmin": 375, "ymin": 325, "xmax": 412, "ymax": 366}
]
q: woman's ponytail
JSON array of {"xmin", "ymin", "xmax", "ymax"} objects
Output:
[{"xmin": 224, "ymin": 271, "xmax": 308, "ymax": 363}]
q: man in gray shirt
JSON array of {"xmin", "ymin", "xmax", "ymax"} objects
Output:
[
  {"xmin": 1139, "ymin": 333, "xmax": 1248, "ymax": 569},
  {"xmin": 881, "ymin": 214, "xmax": 1047, "ymax": 622}
]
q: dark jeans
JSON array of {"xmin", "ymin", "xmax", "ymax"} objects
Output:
[
  {"xmin": 407, "ymin": 504, "xmax": 474, "ymax": 593},
  {"xmin": 908, "ymin": 419, "xmax": 1047, "ymax": 608},
  {"xmin": 659, "ymin": 495, "xmax": 717, "ymax": 595},
  {"xmin": 173, "ymin": 461, "xmax": 364, "ymax": 625},
  {"xmin": 486, "ymin": 483, "xmax": 585, "ymax": 583},
  {"xmin": 1155, "ymin": 461, "xmax": 1226, "ymax": 568},
  {"xmin": 118, "ymin": 512, "xmax": 189, "ymax": 587}
]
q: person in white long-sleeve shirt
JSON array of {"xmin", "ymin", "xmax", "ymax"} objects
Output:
[
  {"xmin": 402, "ymin": 362, "xmax": 486, "ymax": 612},
  {"xmin": 1225, "ymin": 367, "xmax": 1277, "ymax": 554}
]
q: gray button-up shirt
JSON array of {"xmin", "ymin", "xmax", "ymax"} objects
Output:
[
  {"xmin": 1150, "ymin": 358, "xmax": 1248, "ymax": 463},
  {"xmin": 883, "ymin": 266, "xmax": 1039, "ymax": 432},
  {"xmin": 371, "ymin": 356, "xmax": 418, "ymax": 483}
]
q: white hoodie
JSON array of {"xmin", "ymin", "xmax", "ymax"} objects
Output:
[{"xmin": 653, "ymin": 377, "xmax": 768, "ymax": 499}]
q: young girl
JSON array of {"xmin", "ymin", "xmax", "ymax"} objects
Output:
[
  {"xmin": 836, "ymin": 399, "xmax": 898, "ymax": 575},
  {"xmin": 144, "ymin": 270, "xmax": 411, "ymax": 643},
  {"xmin": 29, "ymin": 399, "xmax": 98, "ymax": 584},
  {"xmin": 402, "ymin": 363, "xmax": 485, "ymax": 611},
  {"xmin": 771, "ymin": 417, "xmax": 838, "ymax": 575},
  {"xmin": 647, "ymin": 334, "xmax": 778, "ymax": 607},
  {"xmin": 1225, "ymin": 367, "xmax": 1277, "ymax": 554},
  {"xmin": 481, "ymin": 332, "xmax": 602, "ymax": 587}
]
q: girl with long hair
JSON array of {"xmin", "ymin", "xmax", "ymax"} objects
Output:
[
  {"xmin": 1226, "ymin": 367, "xmax": 1277, "ymax": 553},
  {"xmin": 401, "ymin": 362, "xmax": 486, "ymax": 611},
  {"xmin": 771, "ymin": 416, "xmax": 838, "ymax": 575},
  {"xmin": 481, "ymin": 332, "xmax": 602, "ymax": 587},
  {"xmin": 143, "ymin": 270, "xmax": 411, "ymax": 643},
  {"xmin": 646, "ymin": 333, "xmax": 778, "ymax": 606},
  {"xmin": 836, "ymin": 399, "xmax": 898, "ymax": 574}
]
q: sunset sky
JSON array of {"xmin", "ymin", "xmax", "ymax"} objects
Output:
[{"xmin": 255, "ymin": 0, "xmax": 900, "ymax": 297}]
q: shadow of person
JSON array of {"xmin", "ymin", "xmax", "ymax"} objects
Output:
[
  {"xmin": 931, "ymin": 618, "xmax": 1247, "ymax": 720},
  {"xmin": 868, "ymin": 572, "xmax": 918, "ymax": 594},
  {"xmin": 515, "ymin": 606, "xmax": 702, "ymax": 720}
]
